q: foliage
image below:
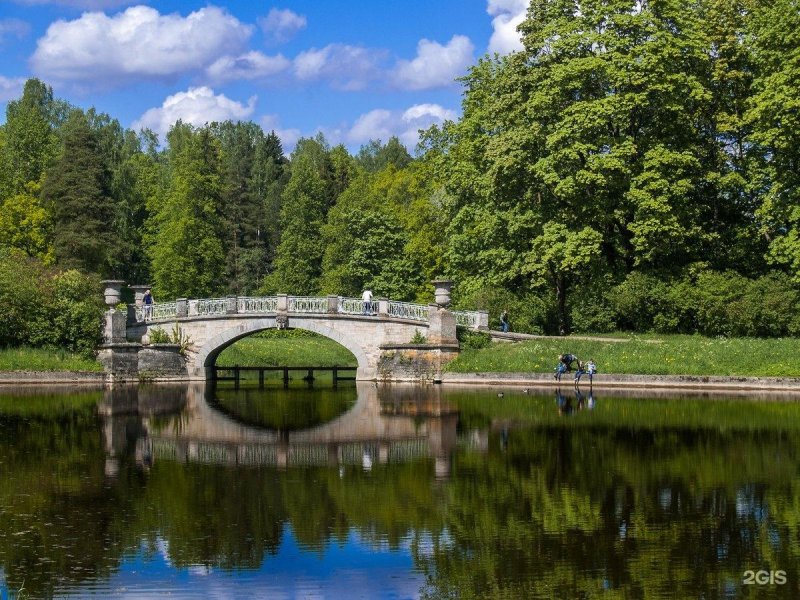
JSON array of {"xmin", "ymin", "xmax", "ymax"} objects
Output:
[
  {"xmin": 456, "ymin": 327, "xmax": 491, "ymax": 350},
  {"xmin": 148, "ymin": 328, "xmax": 171, "ymax": 344},
  {"xmin": 0, "ymin": 251, "xmax": 103, "ymax": 356},
  {"xmin": 41, "ymin": 110, "xmax": 115, "ymax": 275},
  {"xmin": 410, "ymin": 330, "xmax": 428, "ymax": 344}
]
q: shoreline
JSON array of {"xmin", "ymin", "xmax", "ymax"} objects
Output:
[
  {"xmin": 0, "ymin": 369, "xmax": 799, "ymax": 392},
  {"xmin": 440, "ymin": 372, "xmax": 800, "ymax": 392}
]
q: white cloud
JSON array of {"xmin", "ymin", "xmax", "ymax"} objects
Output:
[
  {"xmin": 294, "ymin": 44, "xmax": 386, "ymax": 91},
  {"xmin": 393, "ymin": 35, "xmax": 474, "ymax": 90},
  {"xmin": 13, "ymin": 0, "xmax": 137, "ymax": 8},
  {"xmin": 0, "ymin": 18, "xmax": 31, "ymax": 43},
  {"xmin": 261, "ymin": 114, "xmax": 301, "ymax": 153},
  {"xmin": 206, "ymin": 51, "xmax": 290, "ymax": 84},
  {"xmin": 487, "ymin": 0, "xmax": 527, "ymax": 55},
  {"xmin": 0, "ymin": 76, "xmax": 26, "ymax": 102},
  {"xmin": 133, "ymin": 87, "xmax": 256, "ymax": 138},
  {"xmin": 30, "ymin": 6, "xmax": 251, "ymax": 85},
  {"xmin": 346, "ymin": 103, "xmax": 457, "ymax": 149},
  {"xmin": 259, "ymin": 8, "xmax": 306, "ymax": 44}
]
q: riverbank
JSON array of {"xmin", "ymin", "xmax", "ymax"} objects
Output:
[
  {"xmin": 440, "ymin": 372, "xmax": 800, "ymax": 393},
  {"xmin": 448, "ymin": 334, "xmax": 800, "ymax": 377}
]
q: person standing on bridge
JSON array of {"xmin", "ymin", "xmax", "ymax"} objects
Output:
[
  {"xmin": 500, "ymin": 310, "xmax": 510, "ymax": 333},
  {"xmin": 143, "ymin": 289, "xmax": 154, "ymax": 321},
  {"xmin": 362, "ymin": 289, "xmax": 374, "ymax": 315}
]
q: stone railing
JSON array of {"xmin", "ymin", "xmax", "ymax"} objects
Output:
[
  {"xmin": 452, "ymin": 310, "xmax": 483, "ymax": 329},
  {"xmin": 136, "ymin": 301, "xmax": 178, "ymax": 322},
  {"xmin": 288, "ymin": 296, "xmax": 328, "ymax": 313},
  {"xmin": 136, "ymin": 295, "xmax": 487, "ymax": 329},
  {"xmin": 238, "ymin": 296, "xmax": 278, "ymax": 313},
  {"xmin": 189, "ymin": 298, "xmax": 227, "ymax": 316}
]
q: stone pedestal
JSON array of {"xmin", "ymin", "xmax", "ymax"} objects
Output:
[
  {"xmin": 427, "ymin": 306, "xmax": 458, "ymax": 345},
  {"xmin": 104, "ymin": 309, "xmax": 128, "ymax": 344},
  {"xmin": 327, "ymin": 295, "xmax": 339, "ymax": 313},
  {"xmin": 98, "ymin": 343, "xmax": 141, "ymax": 381}
]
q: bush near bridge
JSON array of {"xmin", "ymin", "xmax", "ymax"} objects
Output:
[{"xmin": 0, "ymin": 250, "xmax": 104, "ymax": 358}]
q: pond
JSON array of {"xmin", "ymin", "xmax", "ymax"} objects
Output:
[{"xmin": 1, "ymin": 382, "xmax": 800, "ymax": 599}]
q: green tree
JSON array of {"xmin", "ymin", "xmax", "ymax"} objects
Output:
[
  {"xmin": 262, "ymin": 136, "xmax": 337, "ymax": 295},
  {"xmin": 748, "ymin": 0, "xmax": 800, "ymax": 281},
  {"xmin": 525, "ymin": 222, "xmax": 602, "ymax": 335},
  {"xmin": 147, "ymin": 123, "xmax": 226, "ymax": 298},
  {"xmin": 1, "ymin": 78, "xmax": 68, "ymax": 197},
  {"xmin": 0, "ymin": 181, "xmax": 53, "ymax": 262},
  {"xmin": 41, "ymin": 110, "xmax": 115, "ymax": 274}
]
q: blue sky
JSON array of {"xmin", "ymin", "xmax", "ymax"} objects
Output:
[{"xmin": 0, "ymin": 0, "xmax": 528, "ymax": 152}]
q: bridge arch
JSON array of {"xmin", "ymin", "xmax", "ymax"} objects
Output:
[{"xmin": 193, "ymin": 317, "xmax": 371, "ymax": 379}]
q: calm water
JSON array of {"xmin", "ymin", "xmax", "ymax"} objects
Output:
[{"xmin": 1, "ymin": 382, "xmax": 800, "ymax": 599}]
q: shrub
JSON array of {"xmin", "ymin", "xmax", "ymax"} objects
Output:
[
  {"xmin": 410, "ymin": 330, "xmax": 428, "ymax": 344},
  {"xmin": 457, "ymin": 327, "xmax": 492, "ymax": 349},
  {"xmin": 149, "ymin": 328, "xmax": 171, "ymax": 343},
  {"xmin": 0, "ymin": 252, "xmax": 103, "ymax": 356}
]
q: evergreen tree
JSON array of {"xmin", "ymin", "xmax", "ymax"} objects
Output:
[
  {"xmin": 147, "ymin": 124, "xmax": 226, "ymax": 298},
  {"xmin": 41, "ymin": 110, "xmax": 115, "ymax": 274},
  {"xmin": 262, "ymin": 136, "xmax": 335, "ymax": 295}
]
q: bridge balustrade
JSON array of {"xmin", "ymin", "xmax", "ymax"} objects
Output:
[
  {"xmin": 189, "ymin": 298, "xmax": 228, "ymax": 316},
  {"xmin": 238, "ymin": 296, "xmax": 278, "ymax": 313},
  {"xmin": 388, "ymin": 301, "xmax": 429, "ymax": 321},
  {"xmin": 135, "ymin": 301, "xmax": 178, "ymax": 322},
  {"xmin": 135, "ymin": 294, "xmax": 485, "ymax": 329},
  {"xmin": 288, "ymin": 296, "xmax": 329, "ymax": 313}
]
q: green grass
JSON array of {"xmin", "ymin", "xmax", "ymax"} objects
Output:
[
  {"xmin": 0, "ymin": 347, "xmax": 103, "ymax": 372},
  {"xmin": 216, "ymin": 329, "xmax": 357, "ymax": 368},
  {"xmin": 446, "ymin": 334, "xmax": 800, "ymax": 377}
]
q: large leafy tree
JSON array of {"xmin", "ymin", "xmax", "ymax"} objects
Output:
[{"xmin": 748, "ymin": 0, "xmax": 800, "ymax": 281}]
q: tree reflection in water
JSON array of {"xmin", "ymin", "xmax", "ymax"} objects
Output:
[{"xmin": 0, "ymin": 383, "xmax": 799, "ymax": 598}]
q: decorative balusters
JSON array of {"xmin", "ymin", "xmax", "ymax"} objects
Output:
[
  {"xmin": 288, "ymin": 296, "xmax": 329, "ymax": 313},
  {"xmin": 338, "ymin": 297, "xmax": 373, "ymax": 315},
  {"xmin": 453, "ymin": 310, "xmax": 481, "ymax": 329},
  {"xmin": 388, "ymin": 301, "xmax": 429, "ymax": 321},
  {"xmin": 237, "ymin": 296, "xmax": 278, "ymax": 314},
  {"xmin": 189, "ymin": 298, "xmax": 227, "ymax": 316},
  {"xmin": 136, "ymin": 302, "xmax": 178, "ymax": 322}
]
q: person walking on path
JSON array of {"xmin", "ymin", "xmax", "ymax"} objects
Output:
[{"xmin": 500, "ymin": 310, "xmax": 510, "ymax": 333}]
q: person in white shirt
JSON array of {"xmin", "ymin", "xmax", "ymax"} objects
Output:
[{"xmin": 362, "ymin": 289, "xmax": 374, "ymax": 315}]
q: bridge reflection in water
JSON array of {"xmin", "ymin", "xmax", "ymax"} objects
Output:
[{"xmin": 98, "ymin": 382, "xmax": 460, "ymax": 478}]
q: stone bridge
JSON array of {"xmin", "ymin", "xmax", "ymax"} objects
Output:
[{"xmin": 99, "ymin": 281, "xmax": 489, "ymax": 382}]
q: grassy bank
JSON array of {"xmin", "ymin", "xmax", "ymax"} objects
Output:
[
  {"xmin": 216, "ymin": 330, "xmax": 357, "ymax": 368},
  {"xmin": 447, "ymin": 334, "xmax": 800, "ymax": 377},
  {"xmin": 0, "ymin": 347, "xmax": 103, "ymax": 372}
]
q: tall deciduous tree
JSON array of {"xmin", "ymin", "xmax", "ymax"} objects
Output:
[{"xmin": 748, "ymin": 0, "xmax": 800, "ymax": 281}]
